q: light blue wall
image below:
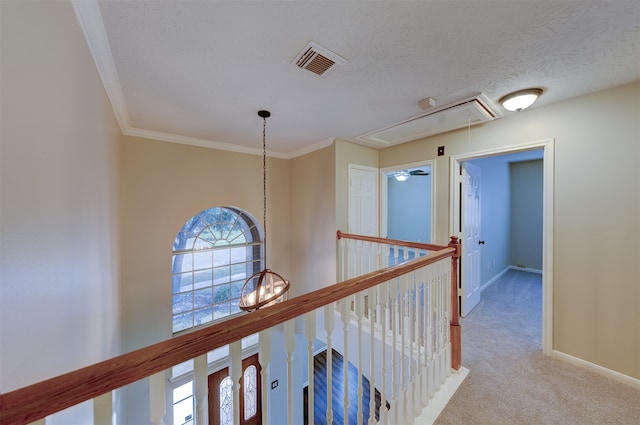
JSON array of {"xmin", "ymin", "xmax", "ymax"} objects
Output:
[
  {"xmin": 468, "ymin": 156, "xmax": 511, "ymax": 286},
  {"xmin": 510, "ymin": 160, "xmax": 543, "ymax": 269},
  {"xmin": 469, "ymin": 151, "xmax": 543, "ymax": 285},
  {"xmin": 387, "ymin": 175, "xmax": 431, "ymax": 242}
]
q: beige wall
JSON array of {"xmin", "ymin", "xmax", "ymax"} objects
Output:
[
  {"xmin": 120, "ymin": 136, "xmax": 290, "ymax": 351},
  {"xmin": 379, "ymin": 82, "xmax": 640, "ymax": 379},
  {"xmin": 0, "ymin": 0, "xmax": 121, "ymax": 393},
  {"xmin": 289, "ymin": 145, "xmax": 337, "ymax": 295},
  {"xmin": 2, "ymin": 1, "xmax": 637, "ymax": 405}
]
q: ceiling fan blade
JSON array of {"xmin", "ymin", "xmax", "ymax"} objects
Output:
[{"xmin": 409, "ymin": 169, "xmax": 430, "ymax": 176}]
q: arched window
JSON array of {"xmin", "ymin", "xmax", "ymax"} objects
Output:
[{"xmin": 172, "ymin": 207, "xmax": 262, "ymax": 333}]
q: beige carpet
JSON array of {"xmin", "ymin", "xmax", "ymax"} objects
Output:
[{"xmin": 434, "ymin": 269, "xmax": 640, "ymax": 425}]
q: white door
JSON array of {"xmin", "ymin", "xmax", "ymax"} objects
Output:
[
  {"xmin": 461, "ymin": 161, "xmax": 482, "ymax": 316},
  {"xmin": 348, "ymin": 165, "xmax": 378, "ymax": 236}
]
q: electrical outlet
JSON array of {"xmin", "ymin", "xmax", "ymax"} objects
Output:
[
  {"xmin": 438, "ymin": 146, "xmax": 445, "ymax": 156},
  {"xmin": 271, "ymin": 380, "xmax": 278, "ymax": 389}
]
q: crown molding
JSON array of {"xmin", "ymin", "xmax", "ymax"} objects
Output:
[
  {"xmin": 71, "ymin": 0, "xmax": 130, "ymax": 132},
  {"xmin": 124, "ymin": 128, "xmax": 290, "ymax": 159},
  {"xmin": 287, "ymin": 138, "xmax": 335, "ymax": 159},
  {"xmin": 70, "ymin": 0, "xmax": 333, "ymax": 160}
]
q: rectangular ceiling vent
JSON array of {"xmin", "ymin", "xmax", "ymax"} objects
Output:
[
  {"xmin": 356, "ymin": 93, "xmax": 503, "ymax": 147},
  {"xmin": 293, "ymin": 41, "xmax": 347, "ymax": 78}
]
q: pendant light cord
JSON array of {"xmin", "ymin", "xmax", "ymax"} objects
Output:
[{"xmin": 262, "ymin": 114, "xmax": 268, "ymax": 267}]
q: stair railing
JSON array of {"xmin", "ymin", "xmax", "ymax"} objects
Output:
[{"xmin": 0, "ymin": 233, "xmax": 460, "ymax": 425}]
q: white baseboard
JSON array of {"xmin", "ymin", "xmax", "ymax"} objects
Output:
[
  {"xmin": 481, "ymin": 265, "xmax": 543, "ymax": 293},
  {"xmin": 510, "ymin": 265, "xmax": 542, "ymax": 274},
  {"xmin": 480, "ymin": 267, "xmax": 510, "ymax": 292},
  {"xmin": 414, "ymin": 367, "xmax": 470, "ymax": 425},
  {"xmin": 551, "ymin": 350, "xmax": 640, "ymax": 389}
]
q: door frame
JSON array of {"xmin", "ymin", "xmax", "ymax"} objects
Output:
[
  {"xmin": 380, "ymin": 159, "xmax": 436, "ymax": 241},
  {"xmin": 449, "ymin": 138, "xmax": 554, "ymax": 355}
]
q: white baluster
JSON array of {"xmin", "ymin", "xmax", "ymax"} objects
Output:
[
  {"xmin": 229, "ymin": 341, "xmax": 242, "ymax": 425},
  {"xmin": 368, "ymin": 285, "xmax": 378, "ymax": 425},
  {"xmin": 324, "ymin": 304, "xmax": 335, "ymax": 425},
  {"xmin": 194, "ymin": 354, "xmax": 208, "ymax": 425},
  {"xmin": 260, "ymin": 329, "xmax": 271, "ymax": 425},
  {"xmin": 420, "ymin": 266, "xmax": 429, "ymax": 408},
  {"xmin": 149, "ymin": 371, "xmax": 166, "ymax": 425},
  {"xmin": 408, "ymin": 271, "xmax": 418, "ymax": 420},
  {"xmin": 380, "ymin": 280, "xmax": 389, "ymax": 424},
  {"xmin": 436, "ymin": 268, "xmax": 445, "ymax": 389},
  {"xmin": 428, "ymin": 270, "xmax": 436, "ymax": 399},
  {"xmin": 414, "ymin": 268, "xmax": 423, "ymax": 412},
  {"xmin": 306, "ymin": 311, "xmax": 316, "ymax": 425},
  {"xmin": 93, "ymin": 391, "xmax": 112, "ymax": 425},
  {"xmin": 284, "ymin": 319, "xmax": 296, "ymax": 425},
  {"xmin": 355, "ymin": 291, "xmax": 365, "ymax": 425},
  {"xmin": 340, "ymin": 299, "xmax": 351, "ymax": 425},
  {"xmin": 389, "ymin": 277, "xmax": 399, "ymax": 425},
  {"xmin": 398, "ymin": 274, "xmax": 408, "ymax": 425}
]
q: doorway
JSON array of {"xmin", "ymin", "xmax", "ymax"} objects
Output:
[
  {"xmin": 209, "ymin": 353, "xmax": 262, "ymax": 425},
  {"xmin": 380, "ymin": 160, "xmax": 435, "ymax": 242},
  {"xmin": 450, "ymin": 140, "xmax": 554, "ymax": 354}
]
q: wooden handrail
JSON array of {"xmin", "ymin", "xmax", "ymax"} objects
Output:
[
  {"xmin": 0, "ymin": 246, "xmax": 456, "ymax": 425},
  {"xmin": 337, "ymin": 230, "xmax": 447, "ymax": 252}
]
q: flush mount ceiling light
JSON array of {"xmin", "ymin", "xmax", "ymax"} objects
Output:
[
  {"xmin": 499, "ymin": 88, "xmax": 543, "ymax": 112},
  {"xmin": 239, "ymin": 110, "xmax": 290, "ymax": 311}
]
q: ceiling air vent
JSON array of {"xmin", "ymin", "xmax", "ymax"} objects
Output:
[
  {"xmin": 293, "ymin": 41, "xmax": 347, "ymax": 78},
  {"xmin": 356, "ymin": 93, "xmax": 503, "ymax": 147}
]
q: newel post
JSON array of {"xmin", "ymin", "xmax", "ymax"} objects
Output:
[{"xmin": 448, "ymin": 236, "xmax": 461, "ymax": 371}]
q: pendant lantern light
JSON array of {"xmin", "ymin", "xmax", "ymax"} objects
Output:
[{"xmin": 239, "ymin": 110, "xmax": 290, "ymax": 311}]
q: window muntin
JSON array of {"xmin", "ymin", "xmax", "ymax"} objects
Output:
[
  {"xmin": 172, "ymin": 381, "xmax": 194, "ymax": 425},
  {"xmin": 172, "ymin": 207, "xmax": 261, "ymax": 333}
]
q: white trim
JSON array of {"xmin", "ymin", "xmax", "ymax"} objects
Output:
[
  {"xmin": 551, "ymin": 350, "xmax": 640, "ymax": 390},
  {"xmin": 479, "ymin": 266, "xmax": 511, "ymax": 292},
  {"xmin": 480, "ymin": 265, "xmax": 543, "ymax": 294},
  {"xmin": 414, "ymin": 367, "xmax": 470, "ymax": 424},
  {"xmin": 287, "ymin": 137, "xmax": 335, "ymax": 159},
  {"xmin": 509, "ymin": 265, "xmax": 542, "ymax": 274},
  {"xmin": 379, "ymin": 160, "xmax": 436, "ymax": 242},
  {"xmin": 71, "ymin": 0, "xmax": 332, "ymax": 160},
  {"xmin": 125, "ymin": 128, "xmax": 332, "ymax": 160},
  {"xmin": 124, "ymin": 127, "xmax": 289, "ymax": 159},
  {"xmin": 71, "ymin": 0, "xmax": 130, "ymax": 132},
  {"xmin": 449, "ymin": 138, "xmax": 554, "ymax": 355}
]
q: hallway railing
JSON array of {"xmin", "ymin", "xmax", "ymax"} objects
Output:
[{"xmin": 0, "ymin": 233, "xmax": 460, "ymax": 425}]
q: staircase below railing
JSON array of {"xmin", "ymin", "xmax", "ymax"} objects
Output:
[{"xmin": 0, "ymin": 233, "xmax": 460, "ymax": 425}]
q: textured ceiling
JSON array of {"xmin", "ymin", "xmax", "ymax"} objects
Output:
[{"xmin": 78, "ymin": 1, "xmax": 640, "ymax": 157}]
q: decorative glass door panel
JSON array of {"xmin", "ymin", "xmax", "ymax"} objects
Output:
[{"xmin": 209, "ymin": 353, "xmax": 262, "ymax": 425}]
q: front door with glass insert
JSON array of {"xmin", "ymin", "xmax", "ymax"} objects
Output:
[{"xmin": 209, "ymin": 353, "xmax": 262, "ymax": 425}]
